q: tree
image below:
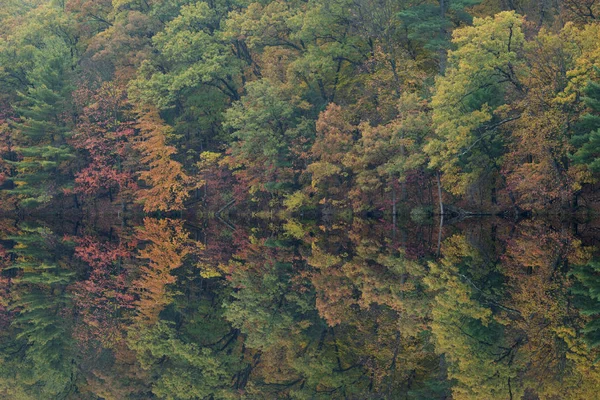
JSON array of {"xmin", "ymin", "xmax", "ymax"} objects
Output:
[
  {"xmin": 0, "ymin": 3, "xmax": 81, "ymax": 208},
  {"xmin": 71, "ymin": 82, "xmax": 136, "ymax": 201},
  {"xmin": 399, "ymin": 0, "xmax": 482, "ymax": 72},
  {"xmin": 128, "ymin": 0, "xmax": 249, "ymax": 153},
  {"xmin": 425, "ymin": 11, "xmax": 525, "ymax": 201},
  {"xmin": 224, "ymin": 79, "xmax": 313, "ymax": 202},
  {"xmin": 132, "ymin": 218, "xmax": 201, "ymax": 324},
  {"xmin": 425, "ymin": 234, "xmax": 518, "ymax": 400},
  {"xmin": 0, "ymin": 224, "xmax": 77, "ymax": 399},
  {"xmin": 571, "ymin": 76, "xmax": 600, "ymax": 174},
  {"xmin": 304, "ymin": 103, "xmax": 355, "ymax": 209},
  {"xmin": 571, "ymin": 260, "xmax": 600, "ymax": 352},
  {"xmin": 71, "ymin": 234, "xmax": 135, "ymax": 348},
  {"xmin": 501, "ymin": 26, "xmax": 581, "ymax": 210},
  {"xmin": 7, "ymin": 43, "xmax": 77, "ymax": 207},
  {"xmin": 345, "ymin": 93, "xmax": 431, "ymax": 212},
  {"xmin": 134, "ymin": 109, "xmax": 197, "ymax": 213}
]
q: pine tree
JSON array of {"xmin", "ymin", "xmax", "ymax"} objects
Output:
[
  {"xmin": 6, "ymin": 33, "xmax": 76, "ymax": 207},
  {"xmin": 571, "ymin": 75, "xmax": 600, "ymax": 173},
  {"xmin": 0, "ymin": 224, "xmax": 76, "ymax": 398},
  {"xmin": 571, "ymin": 260, "xmax": 600, "ymax": 351},
  {"xmin": 399, "ymin": 0, "xmax": 482, "ymax": 71}
]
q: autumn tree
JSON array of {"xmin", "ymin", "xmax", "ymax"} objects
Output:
[
  {"xmin": 134, "ymin": 109, "xmax": 197, "ymax": 213},
  {"xmin": 131, "ymin": 218, "xmax": 202, "ymax": 323},
  {"xmin": 502, "ymin": 26, "xmax": 581, "ymax": 209},
  {"xmin": 71, "ymin": 82, "xmax": 136, "ymax": 202},
  {"xmin": 303, "ymin": 103, "xmax": 355, "ymax": 209},
  {"xmin": 425, "ymin": 11, "xmax": 526, "ymax": 208}
]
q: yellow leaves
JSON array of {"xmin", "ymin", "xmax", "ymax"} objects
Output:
[
  {"xmin": 568, "ymin": 239, "xmax": 595, "ymax": 266},
  {"xmin": 454, "ymin": 11, "xmax": 524, "ymax": 49},
  {"xmin": 500, "ymin": 21, "xmax": 590, "ymax": 208},
  {"xmin": 283, "ymin": 190, "xmax": 309, "ymax": 212},
  {"xmin": 428, "ymin": 11, "xmax": 526, "ymax": 195},
  {"xmin": 282, "ymin": 219, "xmax": 306, "ymax": 240},
  {"xmin": 198, "ymin": 265, "xmax": 221, "ymax": 279},
  {"xmin": 111, "ymin": 0, "xmax": 134, "ymax": 12},
  {"xmin": 562, "ymin": 23, "xmax": 600, "ymax": 95},
  {"xmin": 306, "ymin": 161, "xmax": 341, "ymax": 188},
  {"xmin": 197, "ymin": 151, "xmax": 221, "ymax": 165},
  {"xmin": 308, "ymin": 243, "xmax": 342, "ymax": 269},
  {"xmin": 133, "ymin": 218, "xmax": 205, "ymax": 324}
]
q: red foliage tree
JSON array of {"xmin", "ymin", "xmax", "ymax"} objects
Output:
[
  {"xmin": 71, "ymin": 82, "xmax": 137, "ymax": 202},
  {"xmin": 71, "ymin": 234, "xmax": 136, "ymax": 347}
]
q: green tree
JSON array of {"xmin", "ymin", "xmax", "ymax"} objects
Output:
[
  {"xmin": 1, "ymin": 4, "xmax": 79, "ymax": 207},
  {"xmin": 129, "ymin": 0, "xmax": 249, "ymax": 155},
  {"xmin": 571, "ymin": 260, "xmax": 600, "ymax": 351},
  {"xmin": 571, "ymin": 75, "xmax": 600, "ymax": 174},
  {"xmin": 0, "ymin": 224, "xmax": 77, "ymax": 399},
  {"xmin": 399, "ymin": 0, "xmax": 482, "ymax": 72},
  {"xmin": 425, "ymin": 11, "xmax": 525, "ymax": 198},
  {"xmin": 224, "ymin": 78, "xmax": 313, "ymax": 201}
]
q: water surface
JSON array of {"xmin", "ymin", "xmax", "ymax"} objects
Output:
[{"xmin": 1, "ymin": 215, "xmax": 599, "ymax": 399}]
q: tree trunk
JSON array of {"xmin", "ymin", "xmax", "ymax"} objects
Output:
[
  {"xmin": 392, "ymin": 185, "xmax": 397, "ymax": 239},
  {"xmin": 436, "ymin": 171, "xmax": 444, "ymax": 216},
  {"xmin": 436, "ymin": 172, "xmax": 444, "ymax": 257}
]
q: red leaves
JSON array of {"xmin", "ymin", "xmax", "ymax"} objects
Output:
[
  {"xmin": 71, "ymin": 234, "xmax": 136, "ymax": 346},
  {"xmin": 71, "ymin": 82, "xmax": 136, "ymax": 198}
]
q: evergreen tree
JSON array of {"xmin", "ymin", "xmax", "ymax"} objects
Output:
[
  {"xmin": 571, "ymin": 260, "xmax": 600, "ymax": 351},
  {"xmin": 571, "ymin": 74, "xmax": 600, "ymax": 174},
  {"xmin": 0, "ymin": 224, "xmax": 76, "ymax": 398},
  {"xmin": 3, "ymin": 7, "xmax": 78, "ymax": 208},
  {"xmin": 399, "ymin": 0, "xmax": 482, "ymax": 71}
]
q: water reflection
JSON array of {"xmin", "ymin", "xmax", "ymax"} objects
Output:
[{"xmin": 1, "ymin": 216, "xmax": 600, "ymax": 399}]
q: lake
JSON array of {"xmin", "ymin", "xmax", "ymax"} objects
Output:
[{"xmin": 1, "ymin": 214, "xmax": 599, "ymax": 399}]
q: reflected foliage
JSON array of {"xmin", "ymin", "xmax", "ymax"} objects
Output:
[{"xmin": 0, "ymin": 216, "xmax": 599, "ymax": 399}]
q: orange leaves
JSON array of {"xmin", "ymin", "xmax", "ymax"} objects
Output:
[
  {"xmin": 133, "ymin": 218, "xmax": 202, "ymax": 324},
  {"xmin": 134, "ymin": 109, "xmax": 198, "ymax": 212},
  {"xmin": 312, "ymin": 104, "xmax": 354, "ymax": 165}
]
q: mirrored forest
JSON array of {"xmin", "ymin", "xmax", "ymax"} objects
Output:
[
  {"xmin": 3, "ymin": 1, "xmax": 600, "ymax": 399},
  {"xmin": 1, "ymin": 213, "xmax": 600, "ymax": 399}
]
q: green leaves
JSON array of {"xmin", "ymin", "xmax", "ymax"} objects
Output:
[
  {"xmin": 571, "ymin": 80, "xmax": 600, "ymax": 173},
  {"xmin": 0, "ymin": 2, "xmax": 79, "ymax": 207},
  {"xmin": 130, "ymin": 1, "xmax": 244, "ymax": 108},
  {"xmin": 128, "ymin": 321, "xmax": 239, "ymax": 400},
  {"xmin": 426, "ymin": 11, "xmax": 525, "ymax": 195}
]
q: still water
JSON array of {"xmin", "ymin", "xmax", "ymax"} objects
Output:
[{"xmin": 1, "ymin": 215, "xmax": 599, "ymax": 399}]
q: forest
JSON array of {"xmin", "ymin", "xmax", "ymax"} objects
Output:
[
  {"xmin": 3, "ymin": 0, "xmax": 600, "ymax": 399},
  {"xmin": 1, "ymin": 0, "xmax": 600, "ymax": 217}
]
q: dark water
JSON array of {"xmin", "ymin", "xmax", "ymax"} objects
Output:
[{"xmin": 1, "ymin": 215, "xmax": 600, "ymax": 399}]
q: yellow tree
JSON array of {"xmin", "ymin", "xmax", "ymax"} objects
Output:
[
  {"xmin": 425, "ymin": 11, "xmax": 526, "ymax": 201},
  {"xmin": 425, "ymin": 234, "xmax": 518, "ymax": 400},
  {"xmin": 503, "ymin": 26, "xmax": 585, "ymax": 210}
]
